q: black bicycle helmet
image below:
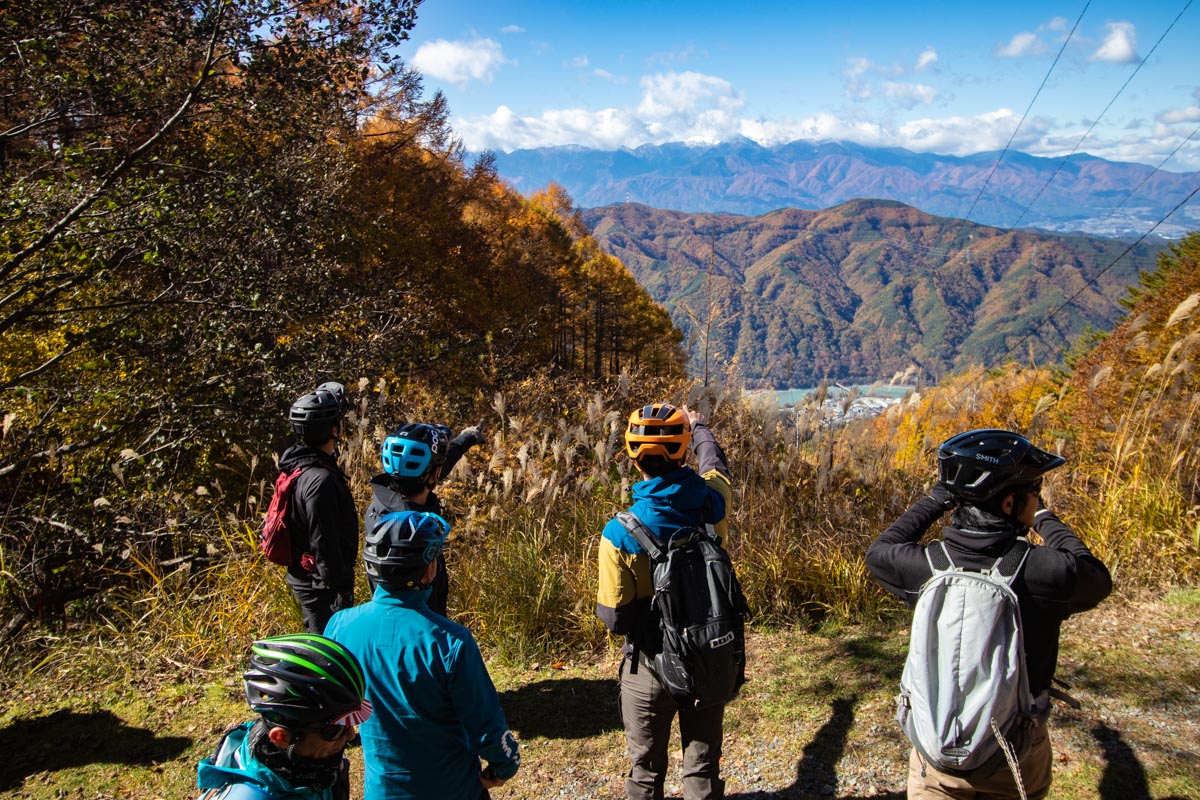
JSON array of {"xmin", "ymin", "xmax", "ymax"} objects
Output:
[
  {"xmin": 380, "ymin": 423, "xmax": 451, "ymax": 486},
  {"xmin": 363, "ymin": 510, "xmax": 450, "ymax": 589},
  {"xmin": 243, "ymin": 633, "xmax": 372, "ymax": 727},
  {"xmin": 289, "ymin": 382, "xmax": 349, "ymax": 443},
  {"xmin": 937, "ymin": 428, "xmax": 1066, "ymax": 504}
]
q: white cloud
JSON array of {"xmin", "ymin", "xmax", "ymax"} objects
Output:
[
  {"xmin": 915, "ymin": 48, "xmax": 938, "ymax": 71},
  {"xmin": 995, "ymin": 31, "xmax": 1046, "ymax": 58},
  {"xmin": 636, "ymin": 71, "xmax": 743, "ymax": 119},
  {"xmin": 566, "ymin": 55, "xmax": 589, "ymax": 69},
  {"xmin": 447, "ymin": 65, "xmax": 1200, "ymax": 170},
  {"xmin": 844, "ymin": 57, "xmax": 874, "ymax": 100},
  {"xmin": 897, "ymin": 109, "xmax": 1050, "ymax": 154},
  {"xmin": 1045, "ymin": 16, "xmax": 1070, "ymax": 33},
  {"xmin": 454, "ymin": 93, "xmax": 1050, "ymax": 162},
  {"xmin": 883, "ymin": 82, "xmax": 938, "ymax": 109},
  {"xmin": 500, "ymin": 25, "xmax": 524, "ymax": 34},
  {"xmin": 1157, "ymin": 105, "xmax": 1200, "ymax": 125},
  {"xmin": 593, "ymin": 68, "xmax": 627, "ymax": 84},
  {"xmin": 412, "ymin": 38, "xmax": 510, "ymax": 88},
  {"xmin": 1090, "ymin": 21, "xmax": 1140, "ymax": 64}
]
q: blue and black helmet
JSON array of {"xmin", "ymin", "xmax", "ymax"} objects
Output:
[
  {"xmin": 362, "ymin": 510, "xmax": 451, "ymax": 588},
  {"xmin": 381, "ymin": 422, "xmax": 451, "ymax": 484}
]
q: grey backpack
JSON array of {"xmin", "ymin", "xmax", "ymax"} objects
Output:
[{"xmin": 896, "ymin": 538, "xmax": 1036, "ymax": 777}]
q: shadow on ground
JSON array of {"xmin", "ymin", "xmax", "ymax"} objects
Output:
[
  {"xmin": 500, "ymin": 676, "xmax": 621, "ymax": 740},
  {"xmin": 730, "ymin": 695, "xmax": 904, "ymax": 800},
  {"xmin": 0, "ymin": 708, "xmax": 192, "ymax": 790},
  {"xmin": 1094, "ymin": 722, "xmax": 1189, "ymax": 800}
]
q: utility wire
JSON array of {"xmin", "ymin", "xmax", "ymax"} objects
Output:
[
  {"xmin": 956, "ymin": 1, "xmax": 1091, "ymax": 228},
  {"xmin": 965, "ymin": 181, "xmax": 1200, "ymax": 383},
  {"xmin": 1009, "ymin": 0, "xmax": 1194, "ymax": 229},
  {"xmin": 1082, "ymin": 123, "xmax": 1200, "ymax": 232}
]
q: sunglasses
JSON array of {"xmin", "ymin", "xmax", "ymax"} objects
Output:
[{"xmin": 295, "ymin": 722, "xmax": 353, "ymax": 742}]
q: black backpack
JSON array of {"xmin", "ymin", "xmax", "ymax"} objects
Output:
[{"xmin": 616, "ymin": 511, "xmax": 749, "ymax": 709}]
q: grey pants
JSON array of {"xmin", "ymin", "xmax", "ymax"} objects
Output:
[{"xmin": 619, "ymin": 654, "xmax": 725, "ymax": 800}]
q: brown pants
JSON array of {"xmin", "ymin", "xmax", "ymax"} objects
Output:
[
  {"xmin": 907, "ymin": 723, "xmax": 1054, "ymax": 799},
  {"xmin": 619, "ymin": 654, "xmax": 725, "ymax": 800}
]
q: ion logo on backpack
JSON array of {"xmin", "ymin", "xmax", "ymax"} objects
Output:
[
  {"xmin": 260, "ymin": 466, "xmax": 322, "ymax": 570},
  {"xmin": 896, "ymin": 538, "xmax": 1038, "ymax": 778},
  {"xmin": 616, "ymin": 511, "xmax": 750, "ymax": 709}
]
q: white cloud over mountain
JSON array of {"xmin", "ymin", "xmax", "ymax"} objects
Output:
[
  {"xmin": 883, "ymin": 82, "xmax": 938, "ymax": 109},
  {"xmin": 411, "ymin": 38, "xmax": 510, "ymax": 87},
  {"xmin": 443, "ymin": 43, "xmax": 1198, "ymax": 170}
]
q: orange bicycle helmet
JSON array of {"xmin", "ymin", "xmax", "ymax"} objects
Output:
[{"xmin": 625, "ymin": 403, "xmax": 692, "ymax": 461}]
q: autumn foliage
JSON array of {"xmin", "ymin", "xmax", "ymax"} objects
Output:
[{"xmin": 0, "ymin": 1, "xmax": 683, "ymax": 638}]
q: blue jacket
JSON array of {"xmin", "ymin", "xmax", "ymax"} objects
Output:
[
  {"xmin": 196, "ymin": 722, "xmax": 335, "ymax": 800},
  {"xmin": 324, "ymin": 585, "xmax": 520, "ymax": 800},
  {"xmin": 596, "ymin": 422, "xmax": 733, "ymax": 654}
]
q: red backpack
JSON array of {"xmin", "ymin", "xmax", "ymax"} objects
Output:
[{"xmin": 260, "ymin": 466, "xmax": 320, "ymax": 568}]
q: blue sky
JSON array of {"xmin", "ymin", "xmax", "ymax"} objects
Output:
[{"xmin": 399, "ymin": 0, "xmax": 1200, "ymax": 170}]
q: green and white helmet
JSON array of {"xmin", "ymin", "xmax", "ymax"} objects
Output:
[{"xmin": 243, "ymin": 634, "xmax": 372, "ymax": 727}]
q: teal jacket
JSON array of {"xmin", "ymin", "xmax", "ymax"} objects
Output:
[
  {"xmin": 196, "ymin": 722, "xmax": 335, "ymax": 800},
  {"xmin": 325, "ymin": 585, "xmax": 520, "ymax": 800}
]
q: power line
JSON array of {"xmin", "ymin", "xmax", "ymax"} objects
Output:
[
  {"xmin": 1009, "ymin": 0, "xmax": 1194, "ymax": 229},
  {"xmin": 965, "ymin": 180, "xmax": 1200, "ymax": 384},
  {"xmin": 956, "ymin": 1, "xmax": 1091, "ymax": 228},
  {"xmin": 1081, "ymin": 123, "xmax": 1200, "ymax": 233}
]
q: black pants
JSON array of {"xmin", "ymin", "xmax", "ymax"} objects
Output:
[{"xmin": 289, "ymin": 582, "xmax": 340, "ymax": 633}]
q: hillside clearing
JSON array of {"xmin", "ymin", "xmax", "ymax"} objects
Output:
[{"xmin": 1, "ymin": 586, "xmax": 1196, "ymax": 799}]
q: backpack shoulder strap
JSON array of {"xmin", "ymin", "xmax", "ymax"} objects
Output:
[
  {"xmin": 991, "ymin": 537, "xmax": 1031, "ymax": 585},
  {"xmin": 925, "ymin": 540, "xmax": 955, "ymax": 575},
  {"xmin": 615, "ymin": 511, "xmax": 666, "ymax": 562}
]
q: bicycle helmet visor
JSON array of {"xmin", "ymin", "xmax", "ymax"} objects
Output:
[{"xmin": 380, "ymin": 423, "xmax": 450, "ymax": 483}]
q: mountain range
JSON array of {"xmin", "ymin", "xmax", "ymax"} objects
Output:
[
  {"xmin": 495, "ymin": 139, "xmax": 1200, "ymax": 239},
  {"xmin": 582, "ymin": 199, "xmax": 1167, "ymax": 387}
]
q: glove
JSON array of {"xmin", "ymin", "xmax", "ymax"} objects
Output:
[
  {"xmin": 459, "ymin": 420, "xmax": 486, "ymax": 447},
  {"xmin": 929, "ymin": 481, "xmax": 957, "ymax": 510}
]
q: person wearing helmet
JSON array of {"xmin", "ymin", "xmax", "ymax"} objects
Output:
[
  {"xmin": 278, "ymin": 381, "xmax": 358, "ymax": 633},
  {"xmin": 324, "ymin": 510, "xmax": 520, "ymax": 800},
  {"xmin": 597, "ymin": 403, "xmax": 733, "ymax": 800},
  {"xmin": 866, "ymin": 429, "xmax": 1112, "ymax": 800},
  {"xmin": 196, "ymin": 634, "xmax": 372, "ymax": 800},
  {"xmin": 363, "ymin": 420, "xmax": 484, "ymax": 616}
]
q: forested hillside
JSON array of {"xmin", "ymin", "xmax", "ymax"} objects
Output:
[
  {"xmin": 585, "ymin": 199, "xmax": 1166, "ymax": 385},
  {"xmin": 0, "ymin": 2, "xmax": 682, "ymax": 636}
]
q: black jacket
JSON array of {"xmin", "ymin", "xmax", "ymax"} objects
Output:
[
  {"xmin": 866, "ymin": 486, "xmax": 1112, "ymax": 696},
  {"xmin": 278, "ymin": 443, "xmax": 358, "ymax": 597},
  {"xmin": 362, "ymin": 429, "xmax": 479, "ymax": 616}
]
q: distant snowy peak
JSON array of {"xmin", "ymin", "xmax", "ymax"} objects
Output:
[{"xmin": 491, "ymin": 140, "xmax": 1200, "ymax": 239}]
